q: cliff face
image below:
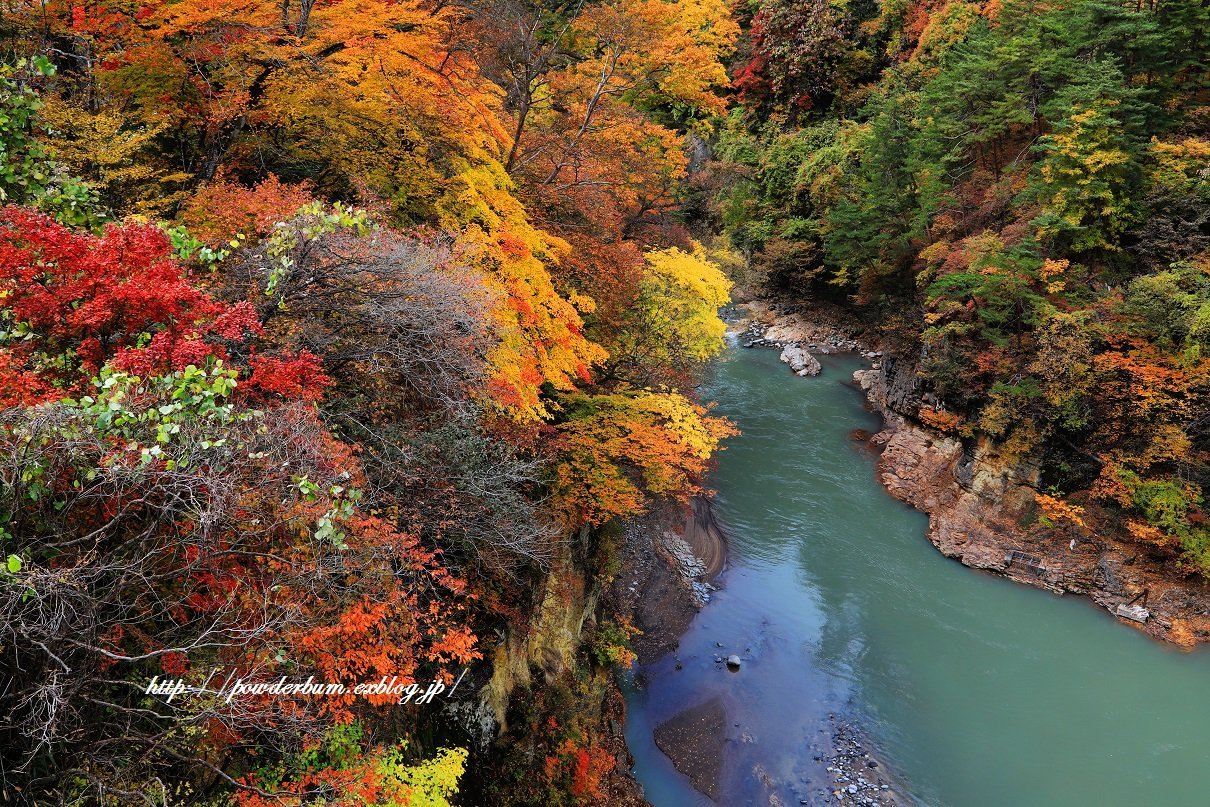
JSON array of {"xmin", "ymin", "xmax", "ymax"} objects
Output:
[
  {"xmin": 466, "ymin": 530, "xmax": 647, "ymax": 807},
  {"xmin": 855, "ymin": 361, "xmax": 1210, "ymax": 647},
  {"xmin": 482, "ymin": 537, "xmax": 602, "ymax": 727}
]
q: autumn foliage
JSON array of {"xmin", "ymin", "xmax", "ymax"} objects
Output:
[
  {"xmin": 0, "ymin": 0, "xmax": 738, "ymax": 799},
  {"xmin": 716, "ymin": 0, "xmax": 1210, "ymax": 573},
  {"xmin": 0, "ymin": 207, "xmax": 256, "ymax": 386}
]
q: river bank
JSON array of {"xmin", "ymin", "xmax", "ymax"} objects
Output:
[
  {"xmin": 615, "ymin": 489, "xmax": 915, "ymax": 807},
  {"xmin": 613, "ymin": 318, "xmax": 915, "ymax": 805},
  {"xmin": 621, "ymin": 329, "xmax": 1210, "ymax": 807},
  {"xmin": 737, "ymin": 298, "xmax": 1210, "ymax": 647}
]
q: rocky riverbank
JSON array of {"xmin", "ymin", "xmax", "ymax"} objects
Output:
[
  {"xmin": 857, "ymin": 367, "xmax": 1210, "ymax": 647},
  {"xmin": 614, "ymin": 496, "xmax": 728, "ymax": 664},
  {"xmin": 609, "ymin": 498, "xmax": 728, "ymax": 802},
  {"xmin": 819, "ymin": 718, "xmax": 909, "ymax": 807},
  {"xmin": 614, "ymin": 482, "xmax": 917, "ymax": 806},
  {"xmin": 738, "ymin": 298, "xmax": 1210, "ymax": 647},
  {"xmin": 733, "ymin": 300, "xmax": 864, "ymax": 356}
]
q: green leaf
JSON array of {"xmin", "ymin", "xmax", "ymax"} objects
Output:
[{"xmin": 31, "ymin": 55, "xmax": 55, "ymax": 77}]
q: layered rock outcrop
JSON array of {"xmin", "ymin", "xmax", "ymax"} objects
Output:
[{"xmin": 855, "ymin": 362, "xmax": 1210, "ymax": 646}]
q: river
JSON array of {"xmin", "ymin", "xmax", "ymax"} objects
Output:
[{"xmin": 623, "ymin": 341, "xmax": 1210, "ymax": 806}]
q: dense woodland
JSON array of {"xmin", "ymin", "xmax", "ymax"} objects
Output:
[
  {"xmin": 0, "ymin": 0, "xmax": 736, "ymax": 801},
  {"xmin": 714, "ymin": 0, "xmax": 1210, "ymax": 574},
  {"xmin": 0, "ymin": 0, "xmax": 1207, "ymax": 802}
]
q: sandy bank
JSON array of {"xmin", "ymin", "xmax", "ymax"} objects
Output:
[
  {"xmin": 614, "ymin": 496, "xmax": 727, "ymax": 664},
  {"xmin": 652, "ymin": 697, "xmax": 727, "ymax": 800}
]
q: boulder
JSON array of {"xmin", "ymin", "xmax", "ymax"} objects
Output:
[{"xmin": 779, "ymin": 344, "xmax": 821, "ymax": 377}]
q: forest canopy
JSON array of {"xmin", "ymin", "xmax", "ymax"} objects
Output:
[
  {"xmin": 0, "ymin": 0, "xmax": 735, "ymax": 800},
  {"xmin": 1, "ymin": 0, "xmax": 1208, "ymax": 800},
  {"xmin": 713, "ymin": 0, "xmax": 1210, "ymax": 576}
]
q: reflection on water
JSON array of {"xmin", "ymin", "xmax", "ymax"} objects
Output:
[{"xmin": 624, "ymin": 344, "xmax": 1210, "ymax": 807}]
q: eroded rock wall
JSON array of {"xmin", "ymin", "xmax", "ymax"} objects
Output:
[
  {"xmin": 468, "ymin": 529, "xmax": 646, "ymax": 806},
  {"xmin": 854, "ymin": 362, "xmax": 1210, "ymax": 646}
]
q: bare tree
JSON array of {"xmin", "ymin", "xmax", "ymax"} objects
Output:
[
  {"xmin": 236, "ymin": 217, "xmax": 501, "ymax": 415},
  {"xmin": 224, "ymin": 212, "xmax": 562, "ymax": 578}
]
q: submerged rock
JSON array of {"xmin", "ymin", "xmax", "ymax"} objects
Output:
[
  {"xmin": 726, "ymin": 654, "xmax": 742, "ymax": 670},
  {"xmin": 653, "ymin": 698, "xmax": 727, "ymax": 799}
]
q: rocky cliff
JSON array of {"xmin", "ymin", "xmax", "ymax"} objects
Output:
[
  {"xmin": 737, "ymin": 299, "xmax": 1210, "ymax": 647},
  {"xmin": 854, "ymin": 361, "xmax": 1210, "ymax": 647},
  {"xmin": 464, "ymin": 528, "xmax": 646, "ymax": 806}
]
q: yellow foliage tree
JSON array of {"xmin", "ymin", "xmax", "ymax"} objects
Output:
[
  {"xmin": 639, "ymin": 245, "xmax": 732, "ymax": 362},
  {"xmin": 553, "ymin": 389, "xmax": 737, "ymax": 526},
  {"xmin": 601, "ymin": 244, "xmax": 732, "ymax": 385},
  {"xmin": 37, "ymin": 97, "xmax": 192, "ymax": 216},
  {"xmin": 435, "ymin": 161, "xmax": 608, "ymax": 420}
]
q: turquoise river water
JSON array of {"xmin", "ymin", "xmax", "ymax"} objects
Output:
[{"xmin": 623, "ymin": 341, "xmax": 1210, "ymax": 806}]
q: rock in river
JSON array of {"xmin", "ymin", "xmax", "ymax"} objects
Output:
[
  {"xmin": 653, "ymin": 698, "xmax": 727, "ymax": 799},
  {"xmin": 779, "ymin": 344, "xmax": 822, "ymax": 377}
]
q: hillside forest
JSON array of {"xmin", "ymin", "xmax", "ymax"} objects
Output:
[
  {"xmin": 0, "ymin": 0, "xmax": 1207, "ymax": 802},
  {"xmin": 715, "ymin": 0, "xmax": 1209, "ymax": 578}
]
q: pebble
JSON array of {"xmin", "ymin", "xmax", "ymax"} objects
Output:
[
  {"xmin": 818, "ymin": 719, "xmax": 903, "ymax": 806},
  {"xmin": 660, "ymin": 533, "xmax": 710, "ymax": 604}
]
